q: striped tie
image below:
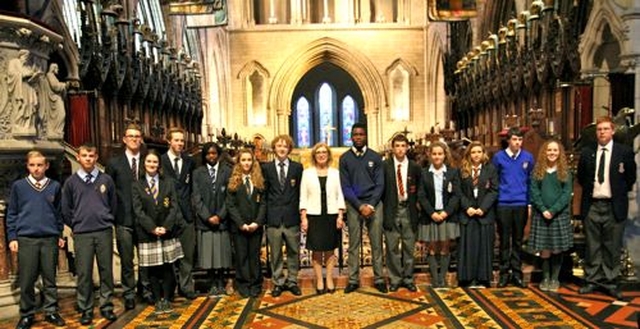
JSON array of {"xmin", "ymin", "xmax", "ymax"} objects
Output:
[
  {"xmin": 397, "ymin": 164, "xmax": 405, "ymax": 198},
  {"xmin": 150, "ymin": 178, "xmax": 158, "ymax": 204},
  {"xmin": 472, "ymin": 167, "xmax": 479, "ymax": 187},
  {"xmin": 210, "ymin": 167, "xmax": 217, "ymax": 191}
]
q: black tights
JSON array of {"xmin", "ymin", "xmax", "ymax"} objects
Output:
[{"xmin": 148, "ymin": 263, "xmax": 176, "ymax": 301}]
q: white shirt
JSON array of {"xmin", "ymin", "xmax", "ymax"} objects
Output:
[
  {"xmin": 207, "ymin": 163, "xmax": 219, "ymax": 182},
  {"xmin": 167, "ymin": 150, "xmax": 182, "ymax": 174},
  {"xmin": 125, "ymin": 150, "xmax": 140, "ymax": 170},
  {"xmin": 242, "ymin": 174, "xmax": 253, "ymax": 194},
  {"xmin": 505, "ymin": 148, "xmax": 521, "ymax": 160},
  {"xmin": 28, "ymin": 175, "xmax": 48, "ymax": 189},
  {"xmin": 393, "ymin": 156, "xmax": 409, "ymax": 201},
  {"xmin": 276, "ymin": 158, "xmax": 289, "ymax": 181},
  {"xmin": 592, "ymin": 140, "xmax": 613, "ymax": 199},
  {"xmin": 429, "ymin": 164, "xmax": 447, "ymax": 210}
]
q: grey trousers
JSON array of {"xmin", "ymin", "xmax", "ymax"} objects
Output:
[
  {"xmin": 74, "ymin": 228, "xmax": 114, "ymax": 312},
  {"xmin": 17, "ymin": 236, "xmax": 59, "ymax": 317},
  {"xmin": 584, "ymin": 200, "xmax": 625, "ymax": 283},
  {"xmin": 346, "ymin": 202, "xmax": 384, "ymax": 285},
  {"xmin": 177, "ymin": 221, "xmax": 196, "ymax": 294},
  {"xmin": 267, "ymin": 224, "xmax": 300, "ymax": 286},
  {"xmin": 115, "ymin": 225, "xmax": 136, "ymax": 300},
  {"xmin": 384, "ymin": 206, "xmax": 416, "ymax": 286}
]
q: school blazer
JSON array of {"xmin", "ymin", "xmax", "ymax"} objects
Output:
[
  {"xmin": 382, "ymin": 159, "xmax": 422, "ymax": 231},
  {"xmin": 261, "ymin": 160, "xmax": 303, "ymax": 227},
  {"xmin": 577, "ymin": 143, "xmax": 636, "ymax": 222},
  {"xmin": 459, "ymin": 163, "xmax": 499, "ymax": 225},
  {"xmin": 299, "ymin": 167, "xmax": 346, "ymax": 215},
  {"xmin": 105, "ymin": 153, "xmax": 145, "ymax": 227},
  {"xmin": 418, "ymin": 167, "xmax": 461, "ymax": 224},
  {"xmin": 192, "ymin": 164, "xmax": 232, "ymax": 232},
  {"xmin": 226, "ymin": 184, "xmax": 267, "ymax": 233},
  {"xmin": 132, "ymin": 176, "xmax": 184, "ymax": 243},
  {"xmin": 161, "ymin": 153, "xmax": 196, "ymax": 223}
]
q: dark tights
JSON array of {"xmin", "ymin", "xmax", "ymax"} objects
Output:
[{"xmin": 148, "ymin": 263, "xmax": 176, "ymax": 301}]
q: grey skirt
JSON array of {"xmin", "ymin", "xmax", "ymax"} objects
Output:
[
  {"xmin": 418, "ymin": 221, "xmax": 460, "ymax": 242},
  {"xmin": 197, "ymin": 230, "xmax": 233, "ymax": 269}
]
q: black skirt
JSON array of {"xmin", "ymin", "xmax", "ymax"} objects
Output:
[
  {"xmin": 306, "ymin": 214, "xmax": 340, "ymax": 251},
  {"xmin": 457, "ymin": 218, "xmax": 494, "ymax": 282}
]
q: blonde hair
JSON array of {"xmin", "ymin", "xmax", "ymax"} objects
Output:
[
  {"xmin": 310, "ymin": 142, "xmax": 332, "ymax": 167},
  {"xmin": 532, "ymin": 140, "xmax": 569, "ymax": 182},
  {"xmin": 228, "ymin": 148, "xmax": 265, "ymax": 192},
  {"xmin": 460, "ymin": 141, "xmax": 489, "ymax": 178},
  {"xmin": 271, "ymin": 134, "xmax": 294, "ymax": 151},
  {"xmin": 166, "ymin": 127, "xmax": 185, "ymax": 140},
  {"xmin": 26, "ymin": 150, "xmax": 48, "ymax": 163}
]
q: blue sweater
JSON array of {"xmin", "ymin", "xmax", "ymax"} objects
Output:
[
  {"xmin": 339, "ymin": 148, "xmax": 384, "ymax": 209},
  {"xmin": 492, "ymin": 149, "xmax": 534, "ymax": 206},
  {"xmin": 61, "ymin": 172, "xmax": 117, "ymax": 233},
  {"xmin": 6, "ymin": 178, "xmax": 63, "ymax": 241}
]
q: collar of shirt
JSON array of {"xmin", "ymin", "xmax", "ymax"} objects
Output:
[
  {"xmin": 28, "ymin": 175, "xmax": 48, "ymax": 186},
  {"xmin": 242, "ymin": 174, "xmax": 252, "ymax": 181},
  {"xmin": 167, "ymin": 150, "xmax": 181, "ymax": 162},
  {"xmin": 505, "ymin": 148, "xmax": 521, "ymax": 159},
  {"xmin": 428, "ymin": 164, "xmax": 447, "ymax": 175},
  {"xmin": 207, "ymin": 162, "xmax": 219, "ymax": 173},
  {"xmin": 77, "ymin": 168, "xmax": 99, "ymax": 180},
  {"xmin": 393, "ymin": 157, "xmax": 408, "ymax": 168},
  {"xmin": 146, "ymin": 174, "xmax": 158, "ymax": 185},
  {"xmin": 472, "ymin": 163, "xmax": 483, "ymax": 171},
  {"xmin": 277, "ymin": 158, "xmax": 290, "ymax": 167},
  {"xmin": 598, "ymin": 139, "xmax": 613, "ymax": 152},
  {"xmin": 125, "ymin": 150, "xmax": 140, "ymax": 164},
  {"xmin": 351, "ymin": 146, "xmax": 368, "ymax": 155}
]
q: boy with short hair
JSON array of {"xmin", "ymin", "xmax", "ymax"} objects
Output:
[{"xmin": 7, "ymin": 150, "xmax": 66, "ymax": 329}]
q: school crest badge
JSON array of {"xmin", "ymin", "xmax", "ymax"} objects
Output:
[
  {"xmin": 619, "ymin": 163, "xmax": 625, "ymax": 173},
  {"xmin": 100, "ymin": 184, "xmax": 107, "ymax": 193}
]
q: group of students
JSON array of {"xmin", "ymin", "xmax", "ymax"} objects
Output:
[{"xmin": 6, "ymin": 117, "xmax": 636, "ymax": 329}]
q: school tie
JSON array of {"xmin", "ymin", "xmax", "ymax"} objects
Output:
[
  {"xmin": 150, "ymin": 178, "xmax": 158, "ymax": 204},
  {"xmin": 35, "ymin": 181, "xmax": 42, "ymax": 189},
  {"xmin": 397, "ymin": 164, "xmax": 405, "ymax": 198},
  {"xmin": 244, "ymin": 176, "xmax": 251, "ymax": 197},
  {"xmin": 131, "ymin": 157, "xmax": 138, "ymax": 181},
  {"xmin": 472, "ymin": 167, "xmax": 479, "ymax": 187},
  {"xmin": 597, "ymin": 148, "xmax": 606, "ymax": 184},
  {"xmin": 210, "ymin": 167, "xmax": 217, "ymax": 190},
  {"xmin": 278, "ymin": 162, "xmax": 286, "ymax": 189},
  {"xmin": 511, "ymin": 154, "xmax": 517, "ymax": 160},
  {"xmin": 173, "ymin": 157, "xmax": 180, "ymax": 176},
  {"xmin": 85, "ymin": 173, "xmax": 92, "ymax": 184}
]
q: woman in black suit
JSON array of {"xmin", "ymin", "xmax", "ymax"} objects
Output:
[
  {"xmin": 226, "ymin": 148, "xmax": 266, "ymax": 298},
  {"xmin": 132, "ymin": 151, "xmax": 184, "ymax": 314},
  {"xmin": 458, "ymin": 141, "xmax": 498, "ymax": 288}
]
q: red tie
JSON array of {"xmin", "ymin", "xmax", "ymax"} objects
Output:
[
  {"xmin": 397, "ymin": 164, "xmax": 405, "ymax": 198},
  {"xmin": 472, "ymin": 167, "xmax": 479, "ymax": 186}
]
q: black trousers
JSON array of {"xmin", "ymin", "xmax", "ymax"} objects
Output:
[
  {"xmin": 584, "ymin": 200, "xmax": 625, "ymax": 283},
  {"xmin": 497, "ymin": 205, "xmax": 528, "ymax": 278},
  {"xmin": 74, "ymin": 228, "xmax": 114, "ymax": 312},
  {"xmin": 177, "ymin": 222, "xmax": 196, "ymax": 294},
  {"xmin": 17, "ymin": 236, "xmax": 59, "ymax": 317},
  {"xmin": 232, "ymin": 228, "xmax": 263, "ymax": 296}
]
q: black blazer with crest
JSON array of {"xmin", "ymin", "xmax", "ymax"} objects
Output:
[
  {"xmin": 382, "ymin": 158, "xmax": 422, "ymax": 231},
  {"xmin": 192, "ymin": 163, "xmax": 232, "ymax": 231},
  {"xmin": 106, "ymin": 153, "xmax": 145, "ymax": 227},
  {"xmin": 226, "ymin": 183, "xmax": 267, "ymax": 234},
  {"xmin": 132, "ymin": 176, "xmax": 184, "ymax": 243},
  {"xmin": 261, "ymin": 160, "xmax": 303, "ymax": 227},
  {"xmin": 459, "ymin": 163, "xmax": 499, "ymax": 225},
  {"xmin": 161, "ymin": 153, "xmax": 196, "ymax": 223},
  {"xmin": 417, "ymin": 166, "xmax": 461, "ymax": 224}
]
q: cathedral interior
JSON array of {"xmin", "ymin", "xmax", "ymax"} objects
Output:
[{"xmin": 0, "ymin": 0, "xmax": 639, "ymax": 328}]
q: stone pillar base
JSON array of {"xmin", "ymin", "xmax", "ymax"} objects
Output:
[{"xmin": 0, "ymin": 281, "xmax": 20, "ymax": 320}]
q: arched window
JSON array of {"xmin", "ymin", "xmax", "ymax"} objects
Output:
[
  {"xmin": 318, "ymin": 83, "xmax": 336, "ymax": 145},
  {"xmin": 295, "ymin": 97, "xmax": 311, "ymax": 148},
  {"xmin": 341, "ymin": 96, "xmax": 357, "ymax": 146}
]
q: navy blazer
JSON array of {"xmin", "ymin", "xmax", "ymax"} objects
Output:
[
  {"xmin": 161, "ymin": 153, "xmax": 196, "ymax": 223},
  {"xmin": 192, "ymin": 163, "xmax": 232, "ymax": 231},
  {"xmin": 577, "ymin": 143, "xmax": 636, "ymax": 222},
  {"xmin": 226, "ymin": 184, "xmax": 267, "ymax": 233},
  {"xmin": 459, "ymin": 163, "xmax": 499, "ymax": 225},
  {"xmin": 418, "ymin": 167, "xmax": 461, "ymax": 224},
  {"xmin": 105, "ymin": 153, "xmax": 145, "ymax": 227},
  {"xmin": 382, "ymin": 158, "xmax": 422, "ymax": 231},
  {"xmin": 132, "ymin": 176, "xmax": 184, "ymax": 243},
  {"xmin": 261, "ymin": 160, "xmax": 303, "ymax": 227}
]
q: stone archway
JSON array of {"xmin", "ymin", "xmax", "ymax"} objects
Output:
[{"xmin": 268, "ymin": 37, "xmax": 387, "ymax": 147}]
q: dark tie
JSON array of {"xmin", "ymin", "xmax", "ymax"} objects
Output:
[
  {"xmin": 397, "ymin": 164, "xmax": 405, "ymax": 198},
  {"xmin": 131, "ymin": 157, "xmax": 138, "ymax": 181},
  {"xmin": 511, "ymin": 154, "xmax": 517, "ymax": 160},
  {"xmin": 597, "ymin": 148, "xmax": 606, "ymax": 184},
  {"xmin": 85, "ymin": 173, "xmax": 92, "ymax": 184},
  {"xmin": 278, "ymin": 162, "xmax": 286, "ymax": 189},
  {"xmin": 35, "ymin": 181, "xmax": 42, "ymax": 189},
  {"xmin": 210, "ymin": 167, "xmax": 217, "ymax": 190},
  {"xmin": 472, "ymin": 167, "xmax": 479, "ymax": 187},
  {"xmin": 173, "ymin": 157, "xmax": 180, "ymax": 176},
  {"xmin": 149, "ymin": 178, "xmax": 158, "ymax": 204},
  {"xmin": 356, "ymin": 151, "xmax": 363, "ymax": 157},
  {"xmin": 244, "ymin": 176, "xmax": 251, "ymax": 197}
]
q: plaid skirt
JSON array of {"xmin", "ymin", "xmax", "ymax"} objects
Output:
[
  {"xmin": 529, "ymin": 209, "xmax": 573, "ymax": 253},
  {"xmin": 138, "ymin": 238, "xmax": 184, "ymax": 267}
]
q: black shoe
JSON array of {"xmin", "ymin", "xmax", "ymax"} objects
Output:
[
  {"xmin": 124, "ymin": 298, "xmax": 136, "ymax": 310},
  {"xmin": 512, "ymin": 277, "xmax": 526, "ymax": 288},
  {"xmin": 143, "ymin": 294, "xmax": 156, "ymax": 305},
  {"xmin": 404, "ymin": 283, "xmax": 418, "ymax": 292},
  {"xmin": 344, "ymin": 283, "xmax": 359, "ymax": 293},
  {"xmin": 389, "ymin": 284, "xmax": 400, "ymax": 292},
  {"xmin": 374, "ymin": 282, "xmax": 388, "ymax": 293},
  {"xmin": 498, "ymin": 275, "xmax": 509, "ymax": 288},
  {"xmin": 607, "ymin": 286, "xmax": 623, "ymax": 300},
  {"xmin": 250, "ymin": 287, "xmax": 261, "ymax": 298},
  {"xmin": 100, "ymin": 310, "xmax": 117, "ymax": 322},
  {"xmin": 16, "ymin": 316, "xmax": 34, "ymax": 329},
  {"xmin": 271, "ymin": 285, "xmax": 284, "ymax": 297},
  {"xmin": 316, "ymin": 287, "xmax": 326, "ymax": 295},
  {"xmin": 287, "ymin": 284, "xmax": 302, "ymax": 296},
  {"xmin": 44, "ymin": 313, "xmax": 65, "ymax": 326},
  {"xmin": 181, "ymin": 291, "xmax": 198, "ymax": 300},
  {"xmin": 579, "ymin": 283, "xmax": 597, "ymax": 294},
  {"xmin": 79, "ymin": 312, "xmax": 93, "ymax": 326}
]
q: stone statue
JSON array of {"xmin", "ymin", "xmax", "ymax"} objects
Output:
[
  {"xmin": 6, "ymin": 49, "xmax": 42, "ymax": 134},
  {"xmin": 44, "ymin": 63, "xmax": 68, "ymax": 139},
  {"xmin": 574, "ymin": 107, "xmax": 639, "ymax": 150}
]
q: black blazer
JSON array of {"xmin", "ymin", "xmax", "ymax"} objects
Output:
[
  {"xmin": 192, "ymin": 163, "xmax": 232, "ymax": 231},
  {"xmin": 261, "ymin": 160, "xmax": 303, "ymax": 227},
  {"xmin": 418, "ymin": 167, "xmax": 461, "ymax": 224},
  {"xmin": 105, "ymin": 153, "xmax": 145, "ymax": 227},
  {"xmin": 132, "ymin": 176, "xmax": 184, "ymax": 243},
  {"xmin": 161, "ymin": 153, "xmax": 196, "ymax": 223},
  {"xmin": 459, "ymin": 163, "xmax": 499, "ymax": 225},
  {"xmin": 577, "ymin": 143, "xmax": 636, "ymax": 222},
  {"xmin": 382, "ymin": 158, "xmax": 422, "ymax": 231},
  {"xmin": 226, "ymin": 184, "xmax": 267, "ymax": 234}
]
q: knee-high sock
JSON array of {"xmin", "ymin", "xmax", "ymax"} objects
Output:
[
  {"xmin": 439, "ymin": 254, "xmax": 451, "ymax": 285},
  {"xmin": 550, "ymin": 254, "xmax": 563, "ymax": 282},
  {"xmin": 427, "ymin": 255, "xmax": 438, "ymax": 285},
  {"xmin": 541, "ymin": 258, "xmax": 551, "ymax": 281}
]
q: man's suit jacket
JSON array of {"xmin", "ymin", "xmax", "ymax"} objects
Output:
[
  {"xmin": 577, "ymin": 143, "xmax": 636, "ymax": 222},
  {"xmin": 192, "ymin": 163, "xmax": 232, "ymax": 231},
  {"xmin": 459, "ymin": 163, "xmax": 499, "ymax": 225},
  {"xmin": 226, "ymin": 184, "xmax": 266, "ymax": 234},
  {"xmin": 382, "ymin": 158, "xmax": 422, "ymax": 231},
  {"xmin": 261, "ymin": 160, "xmax": 303, "ymax": 227},
  {"xmin": 106, "ymin": 153, "xmax": 145, "ymax": 227},
  {"xmin": 132, "ymin": 176, "xmax": 183, "ymax": 243},
  {"xmin": 418, "ymin": 167, "xmax": 461, "ymax": 224},
  {"xmin": 161, "ymin": 153, "xmax": 196, "ymax": 223}
]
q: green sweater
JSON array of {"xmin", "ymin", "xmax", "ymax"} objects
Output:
[{"xmin": 529, "ymin": 171, "xmax": 573, "ymax": 217}]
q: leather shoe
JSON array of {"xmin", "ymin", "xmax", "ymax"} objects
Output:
[
  {"xmin": 579, "ymin": 283, "xmax": 597, "ymax": 294},
  {"xmin": 16, "ymin": 316, "xmax": 34, "ymax": 329},
  {"xmin": 143, "ymin": 295, "xmax": 156, "ymax": 305},
  {"xmin": 124, "ymin": 298, "xmax": 136, "ymax": 310},
  {"xmin": 389, "ymin": 284, "xmax": 400, "ymax": 292},
  {"xmin": 404, "ymin": 283, "xmax": 418, "ymax": 292},
  {"xmin": 287, "ymin": 284, "xmax": 302, "ymax": 296},
  {"xmin": 100, "ymin": 310, "xmax": 117, "ymax": 322},
  {"xmin": 374, "ymin": 282, "xmax": 388, "ymax": 293},
  {"xmin": 44, "ymin": 313, "xmax": 65, "ymax": 326},
  {"xmin": 497, "ymin": 275, "xmax": 509, "ymax": 288},
  {"xmin": 181, "ymin": 291, "xmax": 198, "ymax": 300},
  {"xmin": 271, "ymin": 285, "xmax": 284, "ymax": 297},
  {"xmin": 79, "ymin": 312, "xmax": 93, "ymax": 326},
  {"xmin": 512, "ymin": 277, "xmax": 526, "ymax": 288},
  {"xmin": 344, "ymin": 283, "xmax": 359, "ymax": 293},
  {"xmin": 607, "ymin": 286, "xmax": 623, "ymax": 300}
]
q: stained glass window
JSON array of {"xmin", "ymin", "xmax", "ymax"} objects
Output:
[
  {"xmin": 341, "ymin": 96, "xmax": 357, "ymax": 146},
  {"xmin": 295, "ymin": 97, "xmax": 311, "ymax": 148},
  {"xmin": 318, "ymin": 83, "xmax": 335, "ymax": 145}
]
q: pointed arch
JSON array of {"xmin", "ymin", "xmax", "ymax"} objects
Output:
[
  {"xmin": 238, "ymin": 61, "xmax": 271, "ymax": 126},
  {"xmin": 385, "ymin": 58, "xmax": 418, "ymax": 121},
  {"xmin": 579, "ymin": 1, "xmax": 628, "ymax": 73}
]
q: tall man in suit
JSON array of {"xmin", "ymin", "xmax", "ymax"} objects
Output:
[
  {"xmin": 577, "ymin": 116, "xmax": 636, "ymax": 299},
  {"xmin": 161, "ymin": 127, "xmax": 197, "ymax": 299},
  {"xmin": 340, "ymin": 122, "xmax": 386, "ymax": 293},
  {"xmin": 105, "ymin": 124, "xmax": 147, "ymax": 309},
  {"xmin": 262, "ymin": 135, "xmax": 304, "ymax": 297},
  {"xmin": 382, "ymin": 134, "xmax": 421, "ymax": 292}
]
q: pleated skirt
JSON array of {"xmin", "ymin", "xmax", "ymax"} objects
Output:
[
  {"xmin": 529, "ymin": 210, "xmax": 573, "ymax": 253},
  {"xmin": 197, "ymin": 230, "xmax": 233, "ymax": 269},
  {"xmin": 458, "ymin": 219, "xmax": 494, "ymax": 282},
  {"xmin": 418, "ymin": 221, "xmax": 459, "ymax": 242}
]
